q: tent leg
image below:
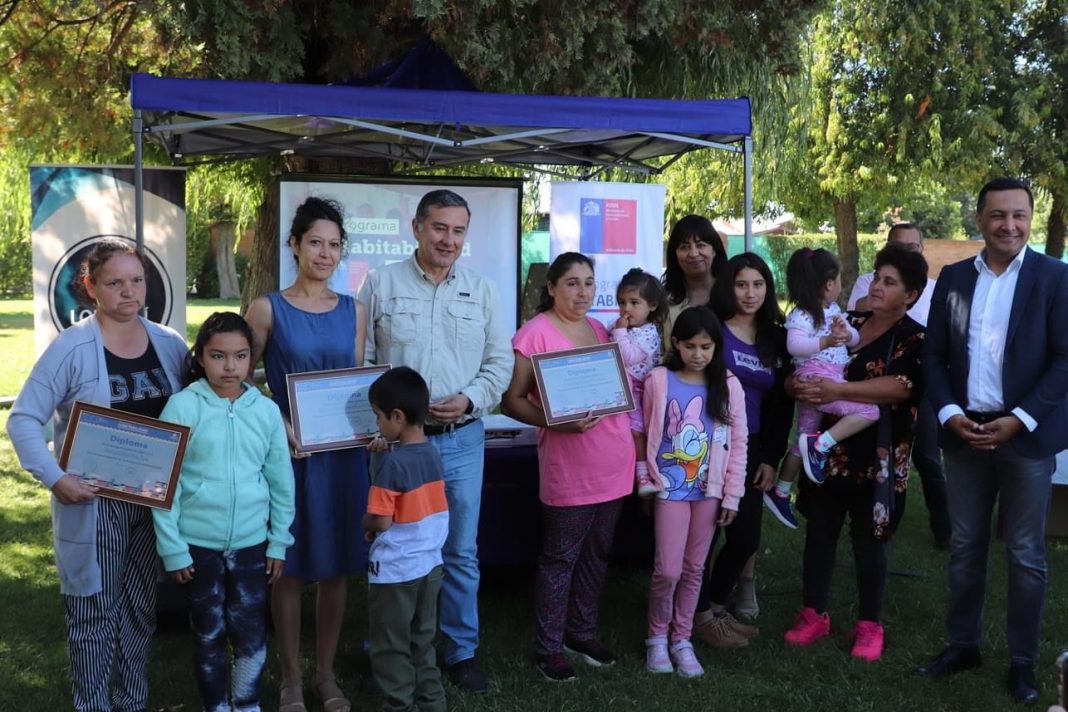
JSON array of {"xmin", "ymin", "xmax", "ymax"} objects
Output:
[
  {"xmin": 744, "ymin": 136, "xmax": 753, "ymax": 253},
  {"xmin": 134, "ymin": 110, "xmax": 144, "ymax": 257}
]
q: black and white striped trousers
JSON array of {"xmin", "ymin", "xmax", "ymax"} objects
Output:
[{"xmin": 63, "ymin": 497, "xmax": 157, "ymax": 712}]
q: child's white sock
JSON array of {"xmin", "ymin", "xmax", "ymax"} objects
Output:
[
  {"xmin": 814, "ymin": 431, "xmax": 837, "ymax": 453},
  {"xmin": 775, "ymin": 479, "xmax": 792, "ymax": 497}
]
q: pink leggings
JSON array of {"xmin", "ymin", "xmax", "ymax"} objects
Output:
[
  {"xmin": 790, "ymin": 400, "xmax": 879, "ymax": 456},
  {"xmin": 790, "ymin": 360, "xmax": 878, "ymax": 456},
  {"xmin": 648, "ymin": 498, "xmax": 721, "ymax": 640}
]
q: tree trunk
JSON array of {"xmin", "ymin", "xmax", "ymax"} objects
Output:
[
  {"xmin": 213, "ymin": 221, "xmax": 241, "ymax": 299},
  {"xmin": 239, "ymin": 156, "xmax": 393, "ymax": 314},
  {"xmin": 1047, "ymin": 190, "xmax": 1066, "ymax": 260},
  {"xmin": 240, "ymin": 180, "xmax": 279, "ymax": 314},
  {"xmin": 833, "ymin": 198, "xmax": 859, "ymax": 308}
]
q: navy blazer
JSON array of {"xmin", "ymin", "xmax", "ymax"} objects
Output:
[{"xmin": 923, "ymin": 248, "xmax": 1068, "ymax": 458}]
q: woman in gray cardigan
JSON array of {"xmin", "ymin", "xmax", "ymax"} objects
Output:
[{"xmin": 7, "ymin": 239, "xmax": 187, "ymax": 712}]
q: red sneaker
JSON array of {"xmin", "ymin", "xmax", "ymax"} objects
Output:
[
  {"xmin": 850, "ymin": 620, "xmax": 885, "ymax": 662},
  {"xmin": 784, "ymin": 607, "xmax": 831, "ymax": 646}
]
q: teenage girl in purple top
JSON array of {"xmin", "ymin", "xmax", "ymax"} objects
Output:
[{"xmin": 692, "ymin": 253, "xmax": 794, "ymax": 648}]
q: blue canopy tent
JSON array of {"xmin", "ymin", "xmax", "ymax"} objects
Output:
[{"xmin": 128, "ymin": 72, "xmax": 754, "ymax": 251}]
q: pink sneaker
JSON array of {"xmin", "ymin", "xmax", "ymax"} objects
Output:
[
  {"xmin": 784, "ymin": 607, "xmax": 830, "ymax": 646},
  {"xmin": 668, "ymin": 640, "xmax": 704, "ymax": 678},
  {"xmin": 645, "ymin": 636, "xmax": 672, "ymax": 674},
  {"xmin": 850, "ymin": 620, "xmax": 884, "ymax": 661}
]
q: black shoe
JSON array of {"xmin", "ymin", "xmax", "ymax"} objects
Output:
[
  {"xmin": 446, "ymin": 658, "xmax": 489, "ymax": 694},
  {"xmin": 563, "ymin": 636, "xmax": 616, "ymax": 667},
  {"xmin": 916, "ymin": 645, "xmax": 982, "ymax": 677},
  {"xmin": 535, "ymin": 653, "xmax": 576, "ymax": 682},
  {"xmin": 1008, "ymin": 663, "xmax": 1039, "ymax": 705}
]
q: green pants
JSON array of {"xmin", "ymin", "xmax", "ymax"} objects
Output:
[{"xmin": 368, "ymin": 565, "xmax": 447, "ymax": 712}]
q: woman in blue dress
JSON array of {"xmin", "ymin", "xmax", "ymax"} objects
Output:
[{"xmin": 247, "ymin": 197, "xmax": 368, "ymax": 712}]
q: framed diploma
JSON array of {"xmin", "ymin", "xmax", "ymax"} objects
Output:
[
  {"xmin": 530, "ymin": 343, "xmax": 635, "ymax": 426},
  {"xmin": 286, "ymin": 365, "xmax": 391, "ymax": 454},
  {"xmin": 57, "ymin": 402, "xmax": 190, "ymax": 510}
]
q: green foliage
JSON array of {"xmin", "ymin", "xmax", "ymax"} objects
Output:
[
  {"xmin": 1013, "ymin": 0, "xmax": 1068, "ymax": 199},
  {"xmin": 3, "ymin": 2, "xmax": 829, "ymax": 302},
  {"xmin": 162, "ymin": 0, "xmax": 304, "ymax": 81},
  {"xmin": 185, "ymin": 161, "xmax": 266, "ymax": 293},
  {"xmin": 192, "ymin": 251, "xmax": 250, "ymax": 299},
  {"xmin": 755, "ymin": 233, "xmax": 883, "ymax": 294},
  {"xmin": 0, "ymin": 1, "xmax": 203, "ymax": 161},
  {"xmin": 853, "ymin": 178, "xmax": 967, "ymax": 239},
  {"xmin": 785, "ymin": 1, "xmax": 1015, "ymax": 219},
  {"xmin": 520, "ymin": 230, "xmax": 549, "ymax": 289},
  {"xmin": 417, "ymin": 2, "xmax": 824, "ymax": 96},
  {"xmin": 769, "ymin": 0, "xmax": 1022, "ymax": 292},
  {"xmin": 0, "ymin": 145, "xmax": 31, "ymax": 294},
  {"xmin": 1006, "ymin": 0, "xmax": 1068, "ymax": 255},
  {"xmin": 894, "ymin": 201, "xmax": 963, "ymax": 241},
  {"xmin": 166, "ymin": 0, "xmax": 828, "ymax": 243},
  {"xmin": 0, "ymin": 3, "xmax": 269, "ymax": 298},
  {"xmin": 656, "ymin": 64, "xmax": 813, "ymax": 226}
]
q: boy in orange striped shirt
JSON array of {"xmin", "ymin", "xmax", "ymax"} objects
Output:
[{"xmin": 364, "ymin": 366, "xmax": 449, "ymax": 711}]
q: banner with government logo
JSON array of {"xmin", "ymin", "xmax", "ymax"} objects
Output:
[
  {"xmin": 549, "ymin": 181, "xmax": 666, "ymax": 327},
  {"xmin": 29, "ymin": 165, "xmax": 187, "ymax": 356}
]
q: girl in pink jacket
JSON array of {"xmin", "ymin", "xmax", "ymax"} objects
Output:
[{"xmin": 642, "ymin": 306, "xmax": 748, "ymax": 678}]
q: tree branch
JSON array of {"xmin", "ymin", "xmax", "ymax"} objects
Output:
[{"xmin": 0, "ymin": 0, "xmax": 20, "ymax": 28}]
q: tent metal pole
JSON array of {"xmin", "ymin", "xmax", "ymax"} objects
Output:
[
  {"xmin": 744, "ymin": 136, "xmax": 753, "ymax": 252},
  {"xmin": 134, "ymin": 110, "xmax": 145, "ymax": 257},
  {"xmin": 645, "ymin": 133, "xmax": 744, "ymax": 153}
]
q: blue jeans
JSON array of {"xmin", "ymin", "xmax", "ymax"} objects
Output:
[
  {"xmin": 185, "ymin": 542, "xmax": 269, "ymax": 712},
  {"xmin": 429, "ymin": 419, "xmax": 485, "ymax": 666},
  {"xmin": 944, "ymin": 446, "xmax": 1054, "ymax": 664}
]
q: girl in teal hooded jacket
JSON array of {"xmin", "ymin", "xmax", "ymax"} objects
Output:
[{"xmin": 153, "ymin": 312, "xmax": 294, "ymax": 712}]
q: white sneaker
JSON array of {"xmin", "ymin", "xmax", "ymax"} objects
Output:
[
  {"xmin": 645, "ymin": 636, "xmax": 672, "ymax": 674},
  {"xmin": 668, "ymin": 640, "xmax": 704, "ymax": 678}
]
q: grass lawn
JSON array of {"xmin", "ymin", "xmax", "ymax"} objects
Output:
[
  {"xmin": 3, "ymin": 296, "xmax": 1068, "ymax": 710},
  {"xmin": 0, "ymin": 297, "xmax": 240, "ymax": 397},
  {"xmin": 0, "ymin": 298, "xmax": 36, "ymax": 397},
  {"xmin": 2, "ymin": 404, "xmax": 1068, "ymax": 710},
  {"xmin": 183, "ymin": 298, "xmax": 242, "ymax": 343}
]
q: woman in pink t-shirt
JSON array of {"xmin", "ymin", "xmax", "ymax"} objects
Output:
[{"xmin": 502, "ymin": 252, "xmax": 634, "ymax": 683}]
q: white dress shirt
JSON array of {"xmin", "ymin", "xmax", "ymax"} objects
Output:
[{"xmin": 936, "ymin": 246, "xmax": 1037, "ymax": 431}]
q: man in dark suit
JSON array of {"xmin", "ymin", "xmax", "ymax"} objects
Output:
[{"xmin": 917, "ymin": 177, "xmax": 1068, "ymax": 705}]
